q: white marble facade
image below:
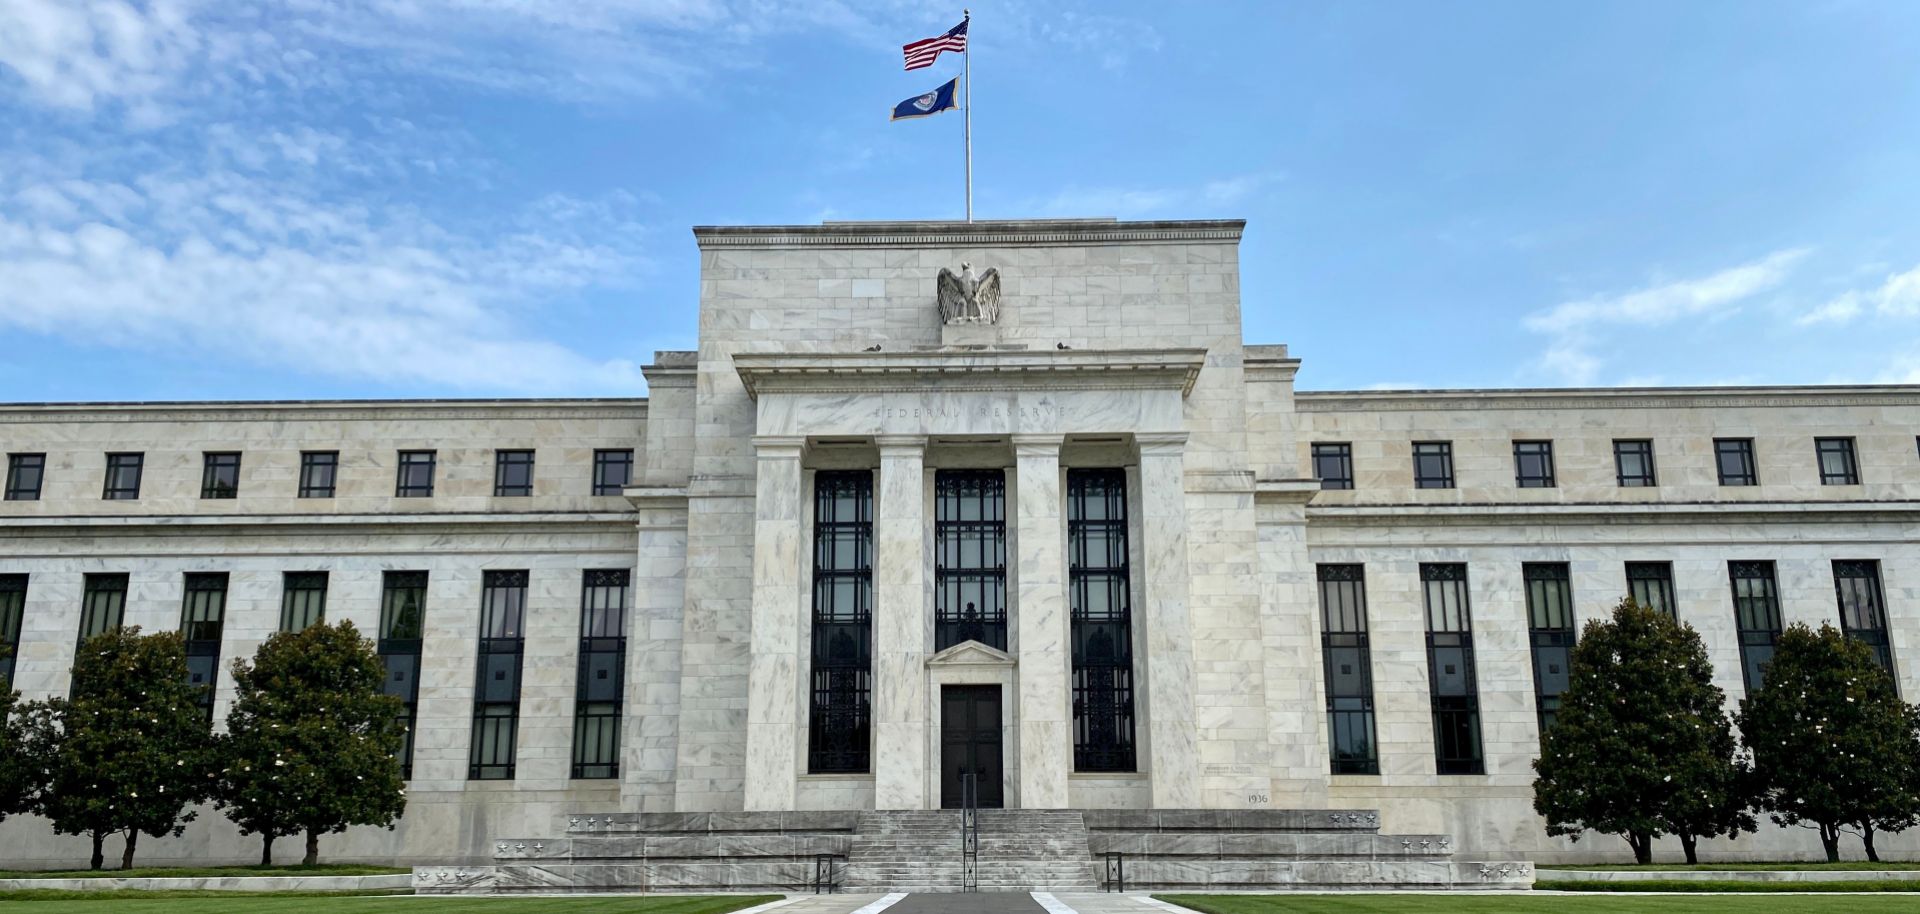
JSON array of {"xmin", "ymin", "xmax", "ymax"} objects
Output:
[{"xmin": 2, "ymin": 218, "xmax": 1919, "ymax": 867}]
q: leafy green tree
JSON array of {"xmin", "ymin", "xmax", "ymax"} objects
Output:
[
  {"xmin": 1740, "ymin": 623, "xmax": 1920, "ymax": 862},
  {"xmin": 216, "ymin": 621, "xmax": 407, "ymax": 865},
  {"xmin": 1534, "ymin": 598, "xmax": 1754, "ymax": 863},
  {"xmin": 34, "ymin": 627, "xmax": 216, "ymax": 869},
  {"xmin": 0, "ymin": 674, "xmax": 48, "ymax": 823}
]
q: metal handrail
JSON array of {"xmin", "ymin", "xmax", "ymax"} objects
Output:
[
  {"xmin": 1103, "ymin": 852, "xmax": 1126, "ymax": 892},
  {"xmin": 812, "ymin": 853, "xmax": 836, "ymax": 894},
  {"xmin": 960, "ymin": 771, "xmax": 979, "ymax": 892}
]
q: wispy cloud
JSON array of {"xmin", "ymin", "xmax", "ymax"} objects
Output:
[
  {"xmin": 1796, "ymin": 263, "xmax": 1920, "ymax": 326},
  {"xmin": 1522, "ymin": 249, "xmax": 1807, "ymax": 385}
]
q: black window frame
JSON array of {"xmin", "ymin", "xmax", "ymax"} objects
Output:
[
  {"xmin": 1069, "ymin": 467, "xmax": 1136, "ymax": 773},
  {"xmin": 280, "ymin": 571, "xmax": 328, "ymax": 633},
  {"xmin": 1715, "ymin": 438, "xmax": 1757, "ymax": 486},
  {"xmin": 1613, "ymin": 439, "xmax": 1657, "ymax": 487},
  {"xmin": 298, "ymin": 451, "xmax": 339, "ymax": 498},
  {"xmin": 0, "ymin": 574, "xmax": 26, "ymax": 685},
  {"xmin": 1524, "ymin": 562, "xmax": 1575, "ymax": 733},
  {"xmin": 808, "ymin": 470, "xmax": 873, "ymax": 774},
  {"xmin": 1625, "ymin": 561, "xmax": 1677, "ymax": 619},
  {"xmin": 573, "ymin": 569, "xmax": 629, "ymax": 779},
  {"xmin": 934, "ymin": 469, "xmax": 1008, "ymax": 652},
  {"xmin": 181, "ymin": 572, "xmax": 228, "ymax": 720},
  {"xmin": 470, "ymin": 569, "xmax": 528, "ymax": 780},
  {"xmin": 78, "ymin": 572, "xmax": 127, "ymax": 645},
  {"xmin": 1729, "ymin": 560, "xmax": 1783, "ymax": 694},
  {"xmin": 1318, "ymin": 563, "xmax": 1378, "ymax": 775},
  {"xmin": 1816, "ymin": 437, "xmax": 1860, "ymax": 486},
  {"xmin": 1421, "ymin": 563, "xmax": 1483, "ymax": 775},
  {"xmin": 4, "ymin": 453, "xmax": 45, "ymax": 501},
  {"xmin": 200, "ymin": 452, "xmax": 242, "ymax": 500},
  {"xmin": 1412, "ymin": 441, "xmax": 1455, "ymax": 489},
  {"xmin": 395, "ymin": 450, "xmax": 436, "ymax": 498},
  {"xmin": 592, "ymin": 449, "xmax": 634, "ymax": 496},
  {"xmin": 379, "ymin": 570, "xmax": 428, "ymax": 779},
  {"xmin": 493, "ymin": 449, "xmax": 535, "ymax": 497},
  {"xmin": 1833, "ymin": 560, "xmax": 1897, "ymax": 692},
  {"xmin": 102, "ymin": 452, "xmax": 144, "ymax": 500},
  {"xmin": 1312, "ymin": 442, "xmax": 1354, "ymax": 490},
  {"xmin": 1513, "ymin": 440, "xmax": 1556, "ymax": 488}
]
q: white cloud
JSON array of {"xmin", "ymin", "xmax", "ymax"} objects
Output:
[
  {"xmin": 0, "ymin": 162, "xmax": 652, "ymax": 393},
  {"xmin": 1795, "ymin": 293, "xmax": 1862, "ymax": 326},
  {"xmin": 0, "ymin": 0, "xmax": 201, "ymax": 112},
  {"xmin": 1798, "ymin": 263, "xmax": 1920, "ymax": 326},
  {"xmin": 1523, "ymin": 249, "xmax": 1807, "ymax": 385}
]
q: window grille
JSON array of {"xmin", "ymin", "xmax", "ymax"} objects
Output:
[
  {"xmin": 934, "ymin": 470, "xmax": 1007, "ymax": 652},
  {"xmin": 1070, "ymin": 468, "xmax": 1135, "ymax": 772},
  {"xmin": 1319, "ymin": 564, "xmax": 1378, "ymax": 774}
]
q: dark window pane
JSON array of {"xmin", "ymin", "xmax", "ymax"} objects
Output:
[
  {"xmin": 935, "ymin": 470, "xmax": 1007, "ymax": 652},
  {"xmin": 1729, "ymin": 561, "xmax": 1781, "ymax": 693},
  {"xmin": 1514, "ymin": 441, "xmax": 1555, "ymax": 488},
  {"xmin": 1715, "ymin": 438, "xmax": 1757, "ymax": 486},
  {"xmin": 1312, "ymin": 443, "xmax": 1354, "ymax": 490},
  {"xmin": 471, "ymin": 570, "xmax": 528, "ymax": 780},
  {"xmin": 494, "ymin": 449, "xmax": 535, "ymax": 497},
  {"xmin": 1816, "ymin": 438, "xmax": 1859, "ymax": 486},
  {"xmin": 201, "ymin": 452, "xmax": 241, "ymax": 499},
  {"xmin": 5, "ymin": 454, "xmax": 45, "ymax": 501},
  {"xmin": 1614, "ymin": 440, "xmax": 1656, "ymax": 487},
  {"xmin": 1833, "ymin": 560, "xmax": 1897, "ymax": 692},
  {"xmin": 103, "ymin": 453, "xmax": 143, "ymax": 500},
  {"xmin": 79, "ymin": 573, "xmax": 128, "ymax": 643},
  {"xmin": 574, "ymin": 569, "xmax": 629, "ymax": 778},
  {"xmin": 379, "ymin": 570, "xmax": 428, "ymax": 779},
  {"xmin": 1626, "ymin": 561, "xmax": 1677, "ymax": 618},
  {"xmin": 1524, "ymin": 563, "xmax": 1574, "ymax": 733},
  {"xmin": 1318, "ymin": 564, "xmax": 1377, "ymax": 774},
  {"xmin": 593, "ymin": 449, "xmax": 634, "ymax": 495},
  {"xmin": 280, "ymin": 571, "xmax": 328, "ymax": 633},
  {"xmin": 1413, "ymin": 442, "xmax": 1454, "ymax": 489},
  {"xmin": 809, "ymin": 472, "xmax": 873, "ymax": 774},
  {"xmin": 181, "ymin": 572, "xmax": 228, "ymax": 719},
  {"xmin": 1070, "ymin": 468, "xmax": 1135, "ymax": 773},
  {"xmin": 396, "ymin": 450, "xmax": 436, "ymax": 497},
  {"xmin": 299, "ymin": 451, "xmax": 338, "ymax": 498},
  {"xmin": 1421, "ymin": 564, "xmax": 1482, "ymax": 774},
  {"xmin": 0, "ymin": 574, "xmax": 28, "ymax": 685}
]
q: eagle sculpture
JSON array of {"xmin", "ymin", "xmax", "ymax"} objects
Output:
[{"xmin": 936, "ymin": 262, "xmax": 1002, "ymax": 324}]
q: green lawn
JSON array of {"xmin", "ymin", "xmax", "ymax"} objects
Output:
[
  {"xmin": 1157, "ymin": 895, "xmax": 1920, "ymax": 913},
  {"xmin": 0, "ymin": 896, "xmax": 778, "ymax": 914},
  {"xmin": 1537, "ymin": 879, "xmax": 1920, "ymax": 893},
  {"xmin": 1549, "ymin": 862, "xmax": 1920, "ymax": 871},
  {"xmin": 0, "ymin": 865, "xmax": 409, "ymax": 879}
]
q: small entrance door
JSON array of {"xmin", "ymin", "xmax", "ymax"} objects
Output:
[{"xmin": 940, "ymin": 684, "xmax": 1004, "ymax": 808}]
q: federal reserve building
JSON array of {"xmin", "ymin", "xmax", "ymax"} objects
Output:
[{"xmin": 1, "ymin": 218, "xmax": 1915, "ymax": 888}]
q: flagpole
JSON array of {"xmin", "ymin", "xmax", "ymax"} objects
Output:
[{"xmin": 963, "ymin": 8, "xmax": 972, "ymax": 223}]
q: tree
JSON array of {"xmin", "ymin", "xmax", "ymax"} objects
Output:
[
  {"xmin": 1534, "ymin": 598, "xmax": 1754, "ymax": 863},
  {"xmin": 1740, "ymin": 623, "xmax": 1920, "ymax": 862},
  {"xmin": 216, "ymin": 621, "xmax": 407, "ymax": 865},
  {"xmin": 34, "ymin": 627, "xmax": 215, "ymax": 869},
  {"xmin": 0, "ymin": 674, "xmax": 48, "ymax": 823}
]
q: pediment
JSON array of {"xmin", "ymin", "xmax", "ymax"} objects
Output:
[{"xmin": 925, "ymin": 640, "xmax": 1015, "ymax": 668}]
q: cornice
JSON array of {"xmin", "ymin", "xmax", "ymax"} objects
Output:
[
  {"xmin": 1296, "ymin": 385, "xmax": 1920, "ymax": 412},
  {"xmin": 693, "ymin": 219, "xmax": 1244, "ymax": 249},
  {"xmin": 1303, "ymin": 499, "xmax": 1920, "ymax": 527},
  {"xmin": 0, "ymin": 398, "xmax": 648, "ymax": 424},
  {"xmin": 0, "ymin": 511, "xmax": 643, "ymax": 533},
  {"xmin": 731, "ymin": 348, "xmax": 1207, "ymax": 400}
]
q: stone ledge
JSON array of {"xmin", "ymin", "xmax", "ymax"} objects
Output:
[
  {"xmin": 1537, "ymin": 868, "xmax": 1920, "ymax": 882},
  {"xmin": 0, "ymin": 873, "xmax": 413, "ymax": 892}
]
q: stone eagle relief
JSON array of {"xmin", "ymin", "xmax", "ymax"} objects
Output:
[{"xmin": 936, "ymin": 262, "xmax": 1002, "ymax": 324}]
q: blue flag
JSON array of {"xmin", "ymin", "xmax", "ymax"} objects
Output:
[{"xmin": 891, "ymin": 77, "xmax": 958, "ymax": 121}]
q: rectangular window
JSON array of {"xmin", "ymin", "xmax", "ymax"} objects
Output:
[
  {"xmin": 1524, "ymin": 562, "xmax": 1575, "ymax": 733},
  {"xmin": 180, "ymin": 572, "xmax": 227, "ymax": 720},
  {"xmin": 1514, "ymin": 441, "xmax": 1556, "ymax": 488},
  {"xmin": 493, "ymin": 449, "xmax": 535, "ymax": 497},
  {"xmin": 1833, "ymin": 560, "xmax": 1896, "ymax": 691},
  {"xmin": 395, "ymin": 450, "xmax": 436, "ymax": 497},
  {"xmin": 593, "ymin": 449, "xmax": 634, "ymax": 495},
  {"xmin": 573, "ymin": 569, "xmax": 629, "ymax": 779},
  {"xmin": 1413, "ymin": 442, "xmax": 1454, "ymax": 489},
  {"xmin": 1070, "ymin": 468, "xmax": 1135, "ymax": 773},
  {"xmin": 1614, "ymin": 440, "xmax": 1656, "ymax": 487},
  {"xmin": 1319, "ymin": 564, "xmax": 1378, "ymax": 774},
  {"xmin": 470, "ymin": 570, "xmax": 528, "ymax": 780},
  {"xmin": 0, "ymin": 574, "xmax": 25, "ymax": 685},
  {"xmin": 280, "ymin": 571, "xmax": 328, "ymax": 633},
  {"xmin": 934, "ymin": 469, "xmax": 1008, "ymax": 652},
  {"xmin": 808, "ymin": 472, "xmax": 873, "ymax": 774},
  {"xmin": 200, "ymin": 452, "xmax": 241, "ymax": 499},
  {"xmin": 1729, "ymin": 561, "xmax": 1783, "ymax": 694},
  {"xmin": 1715, "ymin": 438, "xmax": 1757, "ymax": 486},
  {"xmin": 1626, "ymin": 561, "xmax": 1677, "ymax": 618},
  {"xmin": 4, "ymin": 454, "xmax": 45, "ymax": 501},
  {"xmin": 378, "ymin": 571, "xmax": 427, "ymax": 779},
  {"xmin": 299, "ymin": 451, "xmax": 338, "ymax": 498},
  {"xmin": 79, "ymin": 573, "xmax": 127, "ymax": 644},
  {"xmin": 1422, "ymin": 563, "xmax": 1483, "ymax": 775},
  {"xmin": 1312, "ymin": 443, "xmax": 1354, "ymax": 490},
  {"xmin": 103, "ymin": 453, "xmax": 143, "ymax": 500},
  {"xmin": 1816, "ymin": 437, "xmax": 1860, "ymax": 486}
]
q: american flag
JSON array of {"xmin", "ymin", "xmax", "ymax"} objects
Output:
[{"xmin": 903, "ymin": 20, "xmax": 967, "ymax": 70}]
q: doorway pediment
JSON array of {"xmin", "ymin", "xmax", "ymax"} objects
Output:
[{"xmin": 926, "ymin": 640, "xmax": 1015, "ymax": 668}]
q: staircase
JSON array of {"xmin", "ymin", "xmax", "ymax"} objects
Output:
[{"xmin": 842, "ymin": 809, "xmax": 1100, "ymax": 892}]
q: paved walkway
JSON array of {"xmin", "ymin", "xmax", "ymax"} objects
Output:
[{"xmin": 741, "ymin": 892, "xmax": 1179, "ymax": 914}]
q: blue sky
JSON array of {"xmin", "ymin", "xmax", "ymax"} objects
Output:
[{"xmin": 2, "ymin": 1, "xmax": 1918, "ymax": 400}]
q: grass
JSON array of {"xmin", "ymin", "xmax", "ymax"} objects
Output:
[
  {"xmin": 1536, "ymin": 879, "xmax": 1920, "ymax": 893},
  {"xmin": 1156, "ymin": 894, "xmax": 1920, "ymax": 913},
  {"xmin": 1549, "ymin": 862, "xmax": 1920, "ymax": 871},
  {"xmin": 0, "ymin": 865, "xmax": 410, "ymax": 879},
  {"xmin": 0, "ymin": 895, "xmax": 779, "ymax": 913}
]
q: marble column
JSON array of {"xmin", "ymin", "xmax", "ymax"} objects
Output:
[
  {"xmin": 873, "ymin": 435, "xmax": 929, "ymax": 809},
  {"xmin": 744, "ymin": 436, "xmax": 805, "ymax": 811},
  {"xmin": 1137, "ymin": 432, "xmax": 1199, "ymax": 807},
  {"xmin": 1013, "ymin": 433, "xmax": 1070, "ymax": 809}
]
